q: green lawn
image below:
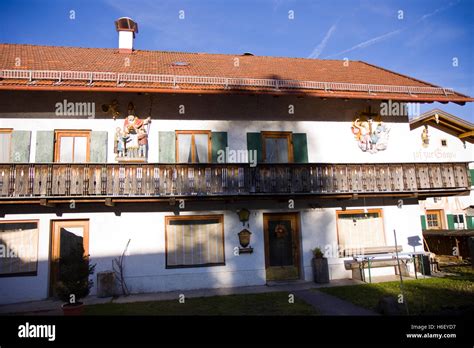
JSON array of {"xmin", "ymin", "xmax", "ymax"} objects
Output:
[
  {"xmin": 84, "ymin": 291, "xmax": 317, "ymax": 316},
  {"xmin": 319, "ymin": 266, "xmax": 474, "ymax": 315}
]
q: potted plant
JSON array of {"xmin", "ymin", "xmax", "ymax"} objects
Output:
[
  {"xmin": 311, "ymin": 247, "xmax": 329, "ymax": 284},
  {"xmin": 55, "ymin": 243, "xmax": 96, "ymax": 315}
]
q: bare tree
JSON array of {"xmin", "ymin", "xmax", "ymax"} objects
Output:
[{"xmin": 112, "ymin": 239, "xmax": 131, "ymax": 296}]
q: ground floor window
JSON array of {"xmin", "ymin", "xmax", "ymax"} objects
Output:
[
  {"xmin": 336, "ymin": 209, "xmax": 385, "ymax": 255},
  {"xmin": 165, "ymin": 215, "xmax": 225, "ymax": 268},
  {"xmin": 426, "ymin": 210, "xmax": 443, "ymax": 229},
  {"xmin": 0, "ymin": 221, "xmax": 39, "ymax": 277}
]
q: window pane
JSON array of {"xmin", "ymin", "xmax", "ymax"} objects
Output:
[
  {"xmin": 60, "ymin": 227, "xmax": 84, "ymax": 257},
  {"xmin": 73, "ymin": 136, "xmax": 88, "ymax": 163},
  {"xmin": 166, "ymin": 217, "xmax": 224, "ymax": 267},
  {"xmin": 194, "ymin": 134, "xmax": 209, "ymax": 163},
  {"xmin": 0, "ymin": 222, "xmax": 38, "ymax": 276},
  {"xmin": 427, "ymin": 213, "xmax": 440, "ymax": 229},
  {"xmin": 265, "ymin": 137, "xmax": 289, "ymax": 163},
  {"xmin": 59, "ymin": 136, "xmax": 74, "ymax": 163},
  {"xmin": 177, "ymin": 134, "xmax": 192, "ymax": 163},
  {"xmin": 0, "ymin": 133, "xmax": 11, "ymax": 162},
  {"xmin": 337, "ymin": 213, "xmax": 385, "ymax": 252}
]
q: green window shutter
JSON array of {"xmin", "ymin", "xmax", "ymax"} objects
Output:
[
  {"xmin": 90, "ymin": 131, "xmax": 108, "ymax": 163},
  {"xmin": 420, "ymin": 215, "xmax": 427, "ymax": 230},
  {"xmin": 159, "ymin": 131, "xmax": 176, "ymax": 163},
  {"xmin": 446, "ymin": 214, "xmax": 455, "ymax": 230},
  {"xmin": 35, "ymin": 131, "xmax": 55, "ymax": 163},
  {"xmin": 292, "ymin": 133, "xmax": 308, "ymax": 163},
  {"xmin": 211, "ymin": 132, "xmax": 228, "ymax": 163},
  {"xmin": 10, "ymin": 131, "xmax": 31, "ymax": 163},
  {"xmin": 246, "ymin": 132, "xmax": 262, "ymax": 163},
  {"xmin": 469, "ymin": 169, "xmax": 474, "ymax": 186},
  {"xmin": 467, "ymin": 216, "xmax": 474, "ymax": 229}
]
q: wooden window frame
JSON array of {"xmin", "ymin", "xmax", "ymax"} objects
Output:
[
  {"xmin": 54, "ymin": 130, "xmax": 91, "ymax": 163},
  {"xmin": 165, "ymin": 214, "xmax": 225, "ymax": 269},
  {"xmin": 261, "ymin": 131, "xmax": 294, "ymax": 163},
  {"xmin": 335, "ymin": 209, "xmax": 386, "ymax": 252},
  {"xmin": 175, "ymin": 130, "xmax": 212, "ymax": 163},
  {"xmin": 49, "ymin": 219, "xmax": 90, "ymax": 296},
  {"xmin": 426, "ymin": 209, "xmax": 444, "ymax": 230},
  {"xmin": 0, "ymin": 219, "xmax": 39, "ymax": 278},
  {"xmin": 0, "ymin": 128, "xmax": 13, "ymax": 162}
]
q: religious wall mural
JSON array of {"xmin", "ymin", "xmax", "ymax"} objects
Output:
[
  {"xmin": 351, "ymin": 107, "xmax": 390, "ymax": 154},
  {"xmin": 114, "ymin": 104, "xmax": 151, "ymax": 161}
]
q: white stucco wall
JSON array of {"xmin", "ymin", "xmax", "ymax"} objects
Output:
[
  {"xmin": 2, "ymin": 117, "xmax": 468, "ymax": 164},
  {"xmin": 0, "ymin": 204, "xmax": 423, "ymax": 304}
]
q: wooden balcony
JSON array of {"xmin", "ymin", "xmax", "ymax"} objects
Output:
[{"xmin": 0, "ymin": 162, "xmax": 470, "ymax": 204}]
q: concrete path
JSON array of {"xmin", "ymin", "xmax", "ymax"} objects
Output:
[
  {"xmin": 0, "ymin": 278, "xmax": 376, "ymax": 315},
  {"xmin": 294, "ymin": 289, "xmax": 379, "ymax": 316}
]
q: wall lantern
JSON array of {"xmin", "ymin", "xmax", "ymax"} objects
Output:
[
  {"xmin": 238, "ymin": 229, "xmax": 253, "ymax": 254},
  {"xmin": 237, "ymin": 208, "xmax": 250, "ymax": 226}
]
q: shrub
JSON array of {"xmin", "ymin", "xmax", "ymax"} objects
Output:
[{"xmin": 55, "ymin": 242, "xmax": 96, "ymax": 304}]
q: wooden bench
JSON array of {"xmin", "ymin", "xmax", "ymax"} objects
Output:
[{"xmin": 343, "ymin": 246, "xmax": 410, "ymax": 282}]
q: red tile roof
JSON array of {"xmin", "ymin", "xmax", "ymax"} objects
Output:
[{"xmin": 0, "ymin": 44, "xmax": 471, "ymax": 103}]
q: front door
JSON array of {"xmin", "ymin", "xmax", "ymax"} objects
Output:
[
  {"xmin": 50, "ymin": 220, "xmax": 89, "ymax": 296},
  {"xmin": 263, "ymin": 213, "xmax": 301, "ymax": 281}
]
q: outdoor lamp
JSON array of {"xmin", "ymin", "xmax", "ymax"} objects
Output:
[{"xmin": 237, "ymin": 208, "xmax": 250, "ymax": 226}]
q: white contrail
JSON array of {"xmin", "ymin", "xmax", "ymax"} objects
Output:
[
  {"xmin": 325, "ymin": 0, "xmax": 459, "ymax": 58},
  {"xmin": 326, "ymin": 28, "xmax": 403, "ymax": 58},
  {"xmin": 308, "ymin": 23, "xmax": 337, "ymax": 59}
]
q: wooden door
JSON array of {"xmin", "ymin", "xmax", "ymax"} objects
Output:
[
  {"xmin": 263, "ymin": 213, "xmax": 301, "ymax": 281},
  {"xmin": 50, "ymin": 220, "xmax": 89, "ymax": 296}
]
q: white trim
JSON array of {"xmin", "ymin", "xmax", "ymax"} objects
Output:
[{"xmin": 0, "ymin": 69, "xmax": 456, "ymax": 95}]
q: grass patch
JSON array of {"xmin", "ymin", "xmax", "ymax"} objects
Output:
[
  {"xmin": 84, "ymin": 291, "xmax": 317, "ymax": 316},
  {"xmin": 319, "ymin": 265, "xmax": 474, "ymax": 315}
]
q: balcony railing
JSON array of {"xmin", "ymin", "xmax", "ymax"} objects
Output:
[{"xmin": 0, "ymin": 162, "xmax": 470, "ymax": 200}]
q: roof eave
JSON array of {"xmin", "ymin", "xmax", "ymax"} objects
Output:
[{"xmin": 0, "ymin": 84, "xmax": 472, "ymax": 104}]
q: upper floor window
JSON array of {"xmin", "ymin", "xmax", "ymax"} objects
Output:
[
  {"xmin": 54, "ymin": 130, "xmax": 90, "ymax": 163},
  {"xmin": 176, "ymin": 130, "xmax": 211, "ymax": 163},
  {"xmin": 426, "ymin": 210, "xmax": 443, "ymax": 230},
  {"xmin": 0, "ymin": 129, "xmax": 12, "ymax": 162},
  {"xmin": 262, "ymin": 131, "xmax": 294, "ymax": 163},
  {"xmin": 453, "ymin": 214, "xmax": 465, "ymax": 230},
  {"xmin": 441, "ymin": 139, "xmax": 448, "ymax": 147}
]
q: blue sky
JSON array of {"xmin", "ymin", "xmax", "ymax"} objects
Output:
[{"xmin": 1, "ymin": 0, "xmax": 473, "ymax": 121}]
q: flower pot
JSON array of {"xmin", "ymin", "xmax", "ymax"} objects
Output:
[
  {"xmin": 61, "ymin": 302, "xmax": 84, "ymax": 316},
  {"xmin": 312, "ymin": 257, "xmax": 330, "ymax": 284}
]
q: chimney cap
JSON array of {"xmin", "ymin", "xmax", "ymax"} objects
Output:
[{"xmin": 115, "ymin": 17, "xmax": 139, "ymax": 35}]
